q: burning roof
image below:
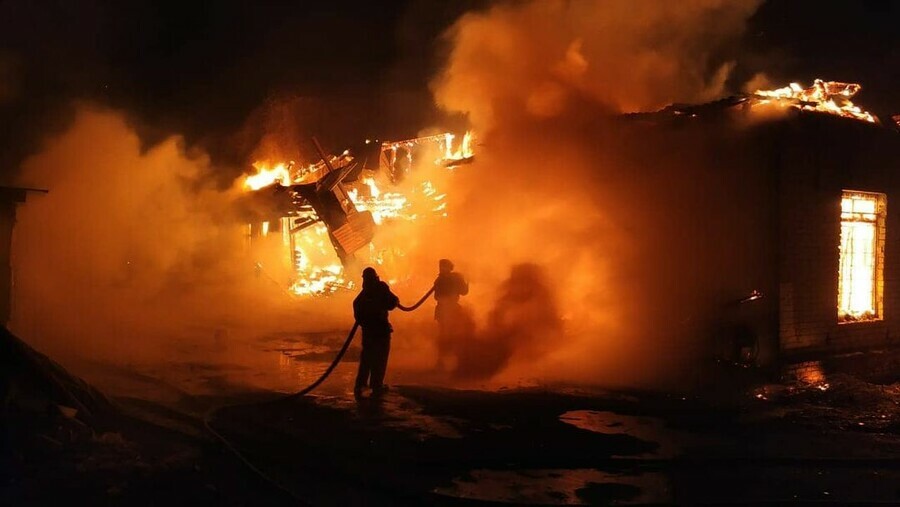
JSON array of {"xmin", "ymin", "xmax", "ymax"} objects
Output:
[
  {"xmin": 626, "ymin": 79, "xmax": 883, "ymax": 126},
  {"xmin": 240, "ymin": 79, "xmax": 887, "ymax": 299},
  {"xmin": 752, "ymin": 80, "xmax": 876, "ymax": 123}
]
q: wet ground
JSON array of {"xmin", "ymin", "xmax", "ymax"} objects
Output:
[
  {"xmin": 51, "ymin": 329, "xmax": 900, "ymax": 506},
  {"xmin": 203, "ymin": 385, "xmax": 900, "ymax": 505}
]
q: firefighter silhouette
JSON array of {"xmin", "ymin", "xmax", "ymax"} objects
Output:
[
  {"xmin": 353, "ymin": 267, "xmax": 399, "ymax": 397},
  {"xmin": 433, "ymin": 259, "xmax": 473, "ymax": 369}
]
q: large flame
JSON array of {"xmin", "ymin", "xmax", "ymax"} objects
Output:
[
  {"xmin": 753, "ymin": 79, "xmax": 877, "ymax": 123},
  {"xmin": 243, "ymin": 161, "xmax": 293, "ymax": 190},
  {"xmin": 382, "ymin": 131, "xmax": 476, "ymax": 172},
  {"xmin": 285, "ymin": 214, "xmax": 349, "ymax": 297},
  {"xmin": 243, "ymin": 152, "xmax": 353, "ymax": 191},
  {"xmin": 443, "ymin": 131, "xmax": 475, "ymax": 164},
  {"xmin": 347, "ymin": 178, "xmax": 410, "ymax": 225},
  {"xmin": 242, "ymin": 132, "xmax": 472, "ymax": 296}
]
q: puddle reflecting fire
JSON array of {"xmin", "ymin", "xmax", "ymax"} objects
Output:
[{"xmin": 434, "ymin": 468, "xmax": 670, "ymax": 505}]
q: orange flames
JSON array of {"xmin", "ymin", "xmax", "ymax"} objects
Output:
[
  {"xmin": 347, "ymin": 178, "xmax": 411, "ymax": 225},
  {"xmin": 283, "ymin": 214, "xmax": 349, "ymax": 297},
  {"xmin": 443, "ymin": 131, "xmax": 475, "ymax": 164},
  {"xmin": 243, "ymin": 151, "xmax": 355, "ymax": 191},
  {"xmin": 243, "ymin": 161, "xmax": 293, "ymax": 190},
  {"xmin": 753, "ymin": 79, "xmax": 877, "ymax": 123},
  {"xmin": 242, "ymin": 132, "xmax": 473, "ymax": 296},
  {"xmin": 382, "ymin": 131, "xmax": 476, "ymax": 171}
]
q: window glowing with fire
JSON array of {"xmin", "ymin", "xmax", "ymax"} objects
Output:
[{"xmin": 838, "ymin": 191, "xmax": 886, "ymax": 323}]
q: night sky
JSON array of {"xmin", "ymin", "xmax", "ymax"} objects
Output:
[{"xmin": 0, "ymin": 0, "xmax": 897, "ymax": 179}]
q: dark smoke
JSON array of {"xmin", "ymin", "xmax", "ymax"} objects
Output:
[{"xmin": 454, "ymin": 263, "xmax": 562, "ymax": 380}]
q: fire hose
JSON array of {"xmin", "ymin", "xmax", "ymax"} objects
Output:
[
  {"xmin": 397, "ymin": 286, "xmax": 435, "ymax": 312},
  {"xmin": 202, "ymin": 285, "xmax": 435, "ymax": 500},
  {"xmin": 283, "ymin": 285, "xmax": 434, "ymax": 399}
]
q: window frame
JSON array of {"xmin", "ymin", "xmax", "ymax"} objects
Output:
[{"xmin": 837, "ymin": 189, "xmax": 887, "ymax": 324}]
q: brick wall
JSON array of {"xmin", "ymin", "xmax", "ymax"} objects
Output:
[{"xmin": 778, "ymin": 115, "xmax": 900, "ymax": 356}]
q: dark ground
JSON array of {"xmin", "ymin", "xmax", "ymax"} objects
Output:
[
  {"xmin": 5, "ymin": 329, "xmax": 900, "ymax": 505},
  {"xmin": 204, "ymin": 380, "xmax": 900, "ymax": 505}
]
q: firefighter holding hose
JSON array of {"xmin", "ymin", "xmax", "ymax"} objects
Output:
[{"xmin": 353, "ymin": 267, "xmax": 399, "ymax": 398}]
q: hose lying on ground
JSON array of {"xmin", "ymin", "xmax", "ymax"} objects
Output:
[
  {"xmin": 202, "ymin": 286, "xmax": 435, "ymax": 498},
  {"xmin": 283, "ymin": 285, "xmax": 433, "ymax": 400},
  {"xmin": 283, "ymin": 322, "xmax": 359, "ymax": 401}
]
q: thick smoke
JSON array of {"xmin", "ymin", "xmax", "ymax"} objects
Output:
[
  {"xmin": 5, "ymin": 1, "xmax": 896, "ymax": 396},
  {"xmin": 415, "ymin": 0, "xmax": 767, "ymax": 387},
  {"xmin": 433, "ymin": 0, "xmax": 762, "ymax": 132},
  {"xmin": 9, "ymin": 106, "xmax": 348, "ymax": 372},
  {"xmin": 453, "ymin": 263, "xmax": 562, "ymax": 380}
]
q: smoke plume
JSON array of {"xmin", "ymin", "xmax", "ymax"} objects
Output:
[
  {"xmin": 433, "ymin": 0, "xmax": 762, "ymax": 132},
  {"xmin": 6, "ymin": 0, "xmax": 772, "ymax": 392},
  {"xmin": 453, "ymin": 263, "xmax": 562, "ymax": 380},
  {"xmin": 417, "ymin": 0, "xmax": 768, "ymax": 387},
  {"xmin": 9, "ymin": 106, "xmax": 344, "ymax": 371}
]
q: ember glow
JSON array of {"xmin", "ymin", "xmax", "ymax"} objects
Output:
[{"xmin": 753, "ymin": 79, "xmax": 877, "ymax": 123}]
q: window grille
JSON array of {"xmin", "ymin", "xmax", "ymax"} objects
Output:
[{"xmin": 838, "ymin": 191, "xmax": 886, "ymax": 323}]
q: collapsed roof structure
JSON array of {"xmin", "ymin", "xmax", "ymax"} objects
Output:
[{"xmin": 236, "ymin": 132, "xmax": 474, "ymax": 295}]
